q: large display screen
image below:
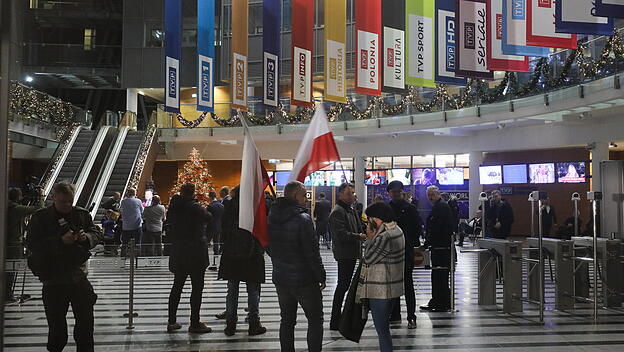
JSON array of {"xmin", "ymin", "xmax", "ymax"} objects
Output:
[
  {"xmin": 326, "ymin": 171, "xmax": 351, "ymax": 186},
  {"xmin": 529, "ymin": 163, "xmax": 556, "ymax": 184},
  {"xmin": 412, "ymin": 168, "xmax": 436, "ymax": 186},
  {"xmin": 304, "ymin": 171, "xmax": 326, "ymax": 186},
  {"xmin": 365, "ymin": 171, "xmax": 387, "ymax": 185},
  {"xmin": 479, "ymin": 165, "xmax": 502, "ymax": 185},
  {"xmin": 557, "ymin": 162, "xmax": 586, "ymax": 183},
  {"xmin": 275, "ymin": 171, "xmax": 291, "ymax": 186},
  {"xmin": 503, "ymin": 164, "xmax": 527, "ymax": 184},
  {"xmin": 436, "ymin": 167, "xmax": 465, "ymax": 185},
  {"xmin": 387, "ymin": 169, "xmax": 411, "ymax": 185}
]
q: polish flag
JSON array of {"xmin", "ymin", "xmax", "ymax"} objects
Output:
[
  {"xmin": 239, "ymin": 118, "xmax": 272, "ymax": 247},
  {"xmin": 289, "ymin": 104, "xmax": 341, "ymax": 182}
]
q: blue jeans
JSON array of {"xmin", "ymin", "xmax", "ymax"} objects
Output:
[
  {"xmin": 369, "ymin": 298, "xmax": 394, "ymax": 352},
  {"xmin": 226, "ymin": 280, "xmax": 261, "ymax": 324}
]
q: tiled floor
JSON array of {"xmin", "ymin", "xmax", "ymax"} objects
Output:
[{"xmin": 4, "ymin": 243, "xmax": 624, "ymax": 351}]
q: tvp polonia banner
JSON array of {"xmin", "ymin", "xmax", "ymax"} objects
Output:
[
  {"xmin": 555, "ymin": 0, "xmax": 614, "ymax": 36},
  {"xmin": 487, "ymin": 0, "xmax": 528, "ymax": 72},
  {"xmin": 595, "ymin": 0, "xmax": 624, "ymax": 19},
  {"xmin": 164, "ymin": 0, "xmax": 181, "ymax": 113},
  {"xmin": 502, "ymin": 0, "xmax": 549, "ymax": 57},
  {"xmin": 526, "ymin": 0, "xmax": 576, "ymax": 49},
  {"xmin": 406, "ymin": 0, "xmax": 434, "ymax": 88},
  {"xmin": 435, "ymin": 0, "xmax": 467, "ymax": 85},
  {"xmin": 231, "ymin": 0, "xmax": 248, "ymax": 111},
  {"xmin": 382, "ymin": 0, "xmax": 406, "ymax": 92},
  {"xmin": 355, "ymin": 0, "xmax": 382, "ymax": 96},
  {"xmin": 456, "ymin": 0, "xmax": 493, "ymax": 79},
  {"xmin": 291, "ymin": 0, "xmax": 314, "ymax": 107},
  {"xmin": 197, "ymin": 0, "xmax": 214, "ymax": 112},
  {"xmin": 263, "ymin": 0, "xmax": 280, "ymax": 107},
  {"xmin": 325, "ymin": 0, "xmax": 347, "ymax": 103}
]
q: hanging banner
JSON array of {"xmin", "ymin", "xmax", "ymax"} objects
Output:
[
  {"xmin": 456, "ymin": 0, "xmax": 493, "ymax": 79},
  {"xmin": 324, "ymin": 0, "xmax": 347, "ymax": 103},
  {"xmin": 381, "ymin": 1, "xmax": 406, "ymax": 92},
  {"xmin": 164, "ymin": 0, "xmax": 181, "ymax": 113},
  {"xmin": 487, "ymin": 0, "xmax": 528, "ymax": 72},
  {"xmin": 555, "ymin": 1, "xmax": 614, "ymax": 35},
  {"xmin": 232, "ymin": 0, "xmax": 248, "ymax": 111},
  {"xmin": 291, "ymin": 0, "xmax": 314, "ymax": 107},
  {"xmin": 595, "ymin": 1, "xmax": 624, "ymax": 19},
  {"xmin": 435, "ymin": 0, "xmax": 467, "ymax": 85},
  {"xmin": 502, "ymin": 0, "xmax": 549, "ymax": 57},
  {"xmin": 526, "ymin": 0, "xmax": 576, "ymax": 49},
  {"xmin": 197, "ymin": 0, "xmax": 214, "ymax": 112},
  {"xmin": 355, "ymin": 0, "xmax": 382, "ymax": 96},
  {"xmin": 406, "ymin": 0, "xmax": 434, "ymax": 88},
  {"xmin": 263, "ymin": 0, "xmax": 281, "ymax": 107}
]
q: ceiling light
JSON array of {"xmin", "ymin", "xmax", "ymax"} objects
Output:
[
  {"xmin": 609, "ymin": 142, "xmax": 618, "ymax": 148},
  {"xmin": 25, "ymin": 75, "xmax": 34, "ymax": 83},
  {"xmin": 192, "ymin": 93, "xmax": 197, "ymax": 98},
  {"xmin": 138, "ymin": 90, "xmax": 145, "ymax": 95}
]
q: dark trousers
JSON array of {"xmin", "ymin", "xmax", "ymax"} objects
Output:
[
  {"xmin": 168, "ymin": 270, "xmax": 206, "ymax": 326},
  {"xmin": 208, "ymin": 232, "xmax": 222, "ymax": 255},
  {"xmin": 391, "ymin": 260, "xmax": 416, "ymax": 321},
  {"xmin": 330, "ymin": 258, "xmax": 357, "ymax": 328},
  {"xmin": 276, "ymin": 284, "xmax": 324, "ymax": 352},
  {"xmin": 142, "ymin": 231, "xmax": 162, "ymax": 256},
  {"xmin": 121, "ymin": 228, "xmax": 142, "ymax": 257},
  {"xmin": 429, "ymin": 249, "xmax": 451, "ymax": 309},
  {"xmin": 5, "ymin": 244, "xmax": 23, "ymax": 299},
  {"xmin": 42, "ymin": 279, "xmax": 97, "ymax": 352}
]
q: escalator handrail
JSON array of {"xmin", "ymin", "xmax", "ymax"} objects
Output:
[
  {"xmin": 71, "ymin": 127, "xmax": 99, "ymax": 185},
  {"xmin": 124, "ymin": 124, "xmax": 157, "ymax": 197},
  {"xmin": 41, "ymin": 125, "xmax": 83, "ymax": 197},
  {"xmin": 73, "ymin": 126, "xmax": 113, "ymax": 206}
]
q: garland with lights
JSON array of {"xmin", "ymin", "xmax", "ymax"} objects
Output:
[
  {"xmin": 126, "ymin": 124, "xmax": 157, "ymax": 193},
  {"xmin": 9, "ymin": 81, "xmax": 76, "ymax": 127}
]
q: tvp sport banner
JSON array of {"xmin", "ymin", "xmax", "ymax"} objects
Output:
[
  {"xmin": 594, "ymin": 0, "xmax": 624, "ymax": 19},
  {"xmin": 435, "ymin": 0, "xmax": 467, "ymax": 85},
  {"xmin": 164, "ymin": 0, "xmax": 181, "ymax": 113},
  {"xmin": 406, "ymin": 0, "xmax": 435, "ymax": 88},
  {"xmin": 291, "ymin": 0, "xmax": 314, "ymax": 107},
  {"xmin": 263, "ymin": 0, "xmax": 281, "ymax": 107},
  {"xmin": 486, "ymin": 0, "xmax": 528, "ymax": 72},
  {"xmin": 197, "ymin": 0, "xmax": 214, "ymax": 112},
  {"xmin": 555, "ymin": 0, "xmax": 614, "ymax": 35},
  {"xmin": 502, "ymin": 0, "xmax": 549, "ymax": 57},
  {"xmin": 456, "ymin": 0, "xmax": 493, "ymax": 79},
  {"xmin": 231, "ymin": 0, "xmax": 248, "ymax": 111},
  {"xmin": 382, "ymin": 0, "xmax": 406, "ymax": 92},
  {"xmin": 355, "ymin": 0, "xmax": 382, "ymax": 96},
  {"xmin": 325, "ymin": 0, "xmax": 347, "ymax": 103},
  {"xmin": 526, "ymin": 0, "xmax": 576, "ymax": 49}
]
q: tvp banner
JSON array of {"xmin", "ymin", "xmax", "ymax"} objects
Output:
[
  {"xmin": 406, "ymin": 0, "xmax": 435, "ymax": 88},
  {"xmin": 325, "ymin": 0, "xmax": 347, "ymax": 103},
  {"xmin": 486, "ymin": 0, "xmax": 528, "ymax": 72},
  {"xmin": 526, "ymin": 0, "xmax": 576, "ymax": 49},
  {"xmin": 263, "ymin": 0, "xmax": 281, "ymax": 107},
  {"xmin": 164, "ymin": 0, "xmax": 181, "ymax": 113},
  {"xmin": 555, "ymin": 0, "xmax": 614, "ymax": 35},
  {"xmin": 382, "ymin": 0, "xmax": 406, "ymax": 92},
  {"xmin": 456, "ymin": 0, "xmax": 493, "ymax": 79},
  {"xmin": 595, "ymin": 1, "xmax": 624, "ymax": 19},
  {"xmin": 435, "ymin": 0, "xmax": 467, "ymax": 85},
  {"xmin": 291, "ymin": 0, "xmax": 314, "ymax": 107},
  {"xmin": 231, "ymin": 0, "xmax": 248, "ymax": 111},
  {"xmin": 197, "ymin": 0, "xmax": 214, "ymax": 112},
  {"xmin": 355, "ymin": 0, "xmax": 382, "ymax": 96},
  {"xmin": 502, "ymin": 0, "xmax": 549, "ymax": 57}
]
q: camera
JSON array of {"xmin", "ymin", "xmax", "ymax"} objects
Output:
[
  {"xmin": 478, "ymin": 192, "xmax": 488, "ymax": 201},
  {"xmin": 571, "ymin": 192, "xmax": 581, "ymax": 201}
]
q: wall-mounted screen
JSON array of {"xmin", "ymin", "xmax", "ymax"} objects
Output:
[
  {"xmin": 479, "ymin": 165, "xmax": 502, "ymax": 185},
  {"xmin": 326, "ymin": 171, "xmax": 351, "ymax": 186},
  {"xmin": 387, "ymin": 169, "xmax": 411, "ymax": 185},
  {"xmin": 557, "ymin": 162, "xmax": 586, "ymax": 183},
  {"xmin": 275, "ymin": 171, "xmax": 291, "ymax": 186},
  {"xmin": 365, "ymin": 171, "xmax": 387, "ymax": 185},
  {"xmin": 529, "ymin": 163, "xmax": 556, "ymax": 184},
  {"xmin": 304, "ymin": 171, "xmax": 326, "ymax": 186},
  {"xmin": 412, "ymin": 168, "xmax": 436, "ymax": 186},
  {"xmin": 437, "ymin": 167, "xmax": 465, "ymax": 185},
  {"xmin": 502, "ymin": 164, "xmax": 527, "ymax": 184}
]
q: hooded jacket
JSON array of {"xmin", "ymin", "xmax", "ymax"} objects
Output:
[{"xmin": 268, "ymin": 197, "xmax": 326, "ymax": 287}]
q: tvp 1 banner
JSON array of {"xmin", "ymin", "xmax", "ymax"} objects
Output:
[
  {"xmin": 197, "ymin": 0, "xmax": 214, "ymax": 112},
  {"xmin": 435, "ymin": 0, "xmax": 467, "ymax": 85},
  {"xmin": 526, "ymin": 0, "xmax": 576, "ymax": 49},
  {"xmin": 487, "ymin": 0, "xmax": 528, "ymax": 72},
  {"xmin": 406, "ymin": 0, "xmax": 435, "ymax": 88},
  {"xmin": 164, "ymin": 0, "xmax": 181, "ymax": 113},
  {"xmin": 555, "ymin": 0, "xmax": 614, "ymax": 35},
  {"xmin": 502, "ymin": 0, "xmax": 549, "ymax": 57},
  {"xmin": 263, "ymin": 0, "xmax": 281, "ymax": 107},
  {"xmin": 456, "ymin": 0, "xmax": 493, "ymax": 79},
  {"xmin": 291, "ymin": 0, "xmax": 314, "ymax": 107},
  {"xmin": 382, "ymin": 0, "xmax": 406, "ymax": 92},
  {"xmin": 594, "ymin": 0, "xmax": 624, "ymax": 19},
  {"xmin": 355, "ymin": 0, "xmax": 382, "ymax": 96},
  {"xmin": 325, "ymin": 0, "xmax": 347, "ymax": 103},
  {"xmin": 231, "ymin": 0, "xmax": 248, "ymax": 111}
]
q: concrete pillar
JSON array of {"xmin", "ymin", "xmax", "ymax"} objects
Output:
[
  {"xmin": 354, "ymin": 156, "xmax": 367, "ymax": 209},
  {"xmin": 126, "ymin": 88, "xmax": 138, "ymax": 113},
  {"xmin": 591, "ymin": 141, "xmax": 610, "ymax": 192},
  {"xmin": 469, "ymin": 151, "xmax": 484, "ymax": 218}
]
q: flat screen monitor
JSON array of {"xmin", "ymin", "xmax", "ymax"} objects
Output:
[
  {"xmin": 479, "ymin": 165, "xmax": 502, "ymax": 185},
  {"xmin": 412, "ymin": 168, "xmax": 436, "ymax": 186},
  {"xmin": 503, "ymin": 164, "xmax": 527, "ymax": 184},
  {"xmin": 436, "ymin": 167, "xmax": 465, "ymax": 185},
  {"xmin": 557, "ymin": 162, "xmax": 586, "ymax": 183},
  {"xmin": 304, "ymin": 171, "xmax": 326, "ymax": 186},
  {"xmin": 275, "ymin": 171, "xmax": 291, "ymax": 186},
  {"xmin": 365, "ymin": 171, "xmax": 387, "ymax": 185},
  {"xmin": 326, "ymin": 171, "xmax": 352, "ymax": 186},
  {"xmin": 387, "ymin": 169, "xmax": 411, "ymax": 185},
  {"xmin": 529, "ymin": 163, "xmax": 556, "ymax": 184}
]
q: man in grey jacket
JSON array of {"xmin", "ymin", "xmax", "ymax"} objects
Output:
[{"xmin": 328, "ymin": 183, "xmax": 365, "ymax": 330}]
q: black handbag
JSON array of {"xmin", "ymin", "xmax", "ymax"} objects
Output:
[{"xmin": 339, "ymin": 262, "xmax": 368, "ymax": 343}]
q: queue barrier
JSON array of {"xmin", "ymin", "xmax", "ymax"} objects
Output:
[{"xmin": 526, "ymin": 238, "xmax": 575, "ymax": 310}]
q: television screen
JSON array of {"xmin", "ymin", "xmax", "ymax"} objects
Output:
[
  {"xmin": 304, "ymin": 171, "xmax": 326, "ymax": 186},
  {"xmin": 365, "ymin": 171, "xmax": 387, "ymax": 185},
  {"xmin": 436, "ymin": 167, "xmax": 465, "ymax": 185},
  {"xmin": 387, "ymin": 169, "xmax": 411, "ymax": 185},
  {"xmin": 326, "ymin": 171, "xmax": 351, "ymax": 186},
  {"xmin": 557, "ymin": 162, "xmax": 586, "ymax": 183},
  {"xmin": 275, "ymin": 171, "xmax": 291, "ymax": 186},
  {"xmin": 503, "ymin": 164, "xmax": 527, "ymax": 184},
  {"xmin": 479, "ymin": 165, "xmax": 502, "ymax": 185},
  {"xmin": 412, "ymin": 168, "xmax": 436, "ymax": 186},
  {"xmin": 529, "ymin": 163, "xmax": 556, "ymax": 184}
]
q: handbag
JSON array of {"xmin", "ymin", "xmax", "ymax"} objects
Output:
[{"xmin": 339, "ymin": 261, "xmax": 368, "ymax": 343}]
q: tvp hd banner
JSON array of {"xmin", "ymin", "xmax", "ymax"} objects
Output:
[{"xmin": 435, "ymin": 0, "xmax": 467, "ymax": 85}]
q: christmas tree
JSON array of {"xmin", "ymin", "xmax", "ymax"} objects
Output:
[{"xmin": 170, "ymin": 148, "xmax": 215, "ymax": 205}]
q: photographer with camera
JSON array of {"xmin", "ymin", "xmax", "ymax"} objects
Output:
[{"xmin": 26, "ymin": 181, "xmax": 103, "ymax": 352}]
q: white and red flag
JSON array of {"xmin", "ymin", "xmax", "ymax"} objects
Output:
[{"xmin": 289, "ymin": 104, "xmax": 341, "ymax": 182}]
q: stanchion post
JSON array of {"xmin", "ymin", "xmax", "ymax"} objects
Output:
[
  {"xmin": 531, "ymin": 191, "xmax": 545, "ymax": 324},
  {"xmin": 450, "ymin": 233, "xmax": 456, "ymax": 312},
  {"xmin": 479, "ymin": 192, "xmax": 488, "ymax": 239},
  {"xmin": 587, "ymin": 191, "xmax": 602, "ymax": 323},
  {"xmin": 529, "ymin": 192, "xmax": 536, "ymax": 238},
  {"xmin": 123, "ymin": 238, "xmax": 138, "ymax": 329},
  {"xmin": 572, "ymin": 192, "xmax": 580, "ymax": 238}
]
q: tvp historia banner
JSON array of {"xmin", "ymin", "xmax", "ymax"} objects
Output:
[
  {"xmin": 355, "ymin": 0, "xmax": 382, "ymax": 96},
  {"xmin": 526, "ymin": 0, "xmax": 576, "ymax": 49},
  {"xmin": 502, "ymin": 0, "xmax": 549, "ymax": 57},
  {"xmin": 231, "ymin": 0, "xmax": 248, "ymax": 111},
  {"xmin": 435, "ymin": 0, "xmax": 467, "ymax": 85},
  {"xmin": 486, "ymin": 0, "xmax": 528, "ymax": 72},
  {"xmin": 197, "ymin": 0, "xmax": 214, "ymax": 112},
  {"xmin": 406, "ymin": 0, "xmax": 435, "ymax": 88},
  {"xmin": 325, "ymin": 0, "xmax": 347, "ymax": 103},
  {"xmin": 456, "ymin": 0, "xmax": 493, "ymax": 79},
  {"xmin": 382, "ymin": 0, "xmax": 406, "ymax": 92},
  {"xmin": 164, "ymin": 0, "xmax": 181, "ymax": 113},
  {"xmin": 291, "ymin": 0, "xmax": 314, "ymax": 107},
  {"xmin": 555, "ymin": 0, "xmax": 614, "ymax": 36},
  {"xmin": 263, "ymin": 0, "xmax": 281, "ymax": 107},
  {"xmin": 595, "ymin": 0, "xmax": 624, "ymax": 19}
]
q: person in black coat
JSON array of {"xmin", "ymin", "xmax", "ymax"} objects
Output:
[
  {"xmin": 166, "ymin": 183, "xmax": 213, "ymax": 334},
  {"xmin": 268, "ymin": 181, "xmax": 326, "ymax": 352},
  {"xmin": 540, "ymin": 198, "xmax": 558, "ymax": 237},
  {"xmin": 386, "ymin": 181, "xmax": 422, "ymax": 329},
  {"xmin": 313, "ymin": 192, "xmax": 332, "ymax": 249},
  {"xmin": 218, "ymin": 185, "xmax": 267, "ymax": 337},
  {"xmin": 483, "ymin": 190, "xmax": 514, "ymax": 239},
  {"xmin": 206, "ymin": 191, "xmax": 225, "ymax": 259},
  {"xmin": 421, "ymin": 185, "xmax": 453, "ymax": 312}
]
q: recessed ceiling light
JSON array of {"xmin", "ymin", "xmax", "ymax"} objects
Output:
[
  {"xmin": 192, "ymin": 93, "xmax": 197, "ymax": 98},
  {"xmin": 25, "ymin": 75, "xmax": 34, "ymax": 83}
]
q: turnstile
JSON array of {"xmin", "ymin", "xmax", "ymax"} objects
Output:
[
  {"xmin": 527, "ymin": 238, "xmax": 575, "ymax": 310},
  {"xmin": 476, "ymin": 239, "xmax": 523, "ymax": 313}
]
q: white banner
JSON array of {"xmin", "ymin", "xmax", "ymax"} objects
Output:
[
  {"xmin": 232, "ymin": 53, "xmax": 248, "ymax": 109},
  {"xmin": 263, "ymin": 52, "xmax": 278, "ymax": 106},
  {"xmin": 292, "ymin": 46, "xmax": 312, "ymax": 103},
  {"xmin": 407, "ymin": 15, "xmax": 434, "ymax": 84},
  {"xmin": 383, "ymin": 26, "xmax": 405, "ymax": 90},
  {"xmin": 529, "ymin": 0, "xmax": 571, "ymax": 39},
  {"xmin": 457, "ymin": 0, "xmax": 492, "ymax": 78},
  {"xmin": 502, "ymin": 0, "xmax": 549, "ymax": 56},
  {"xmin": 165, "ymin": 56, "xmax": 180, "ymax": 111},
  {"xmin": 197, "ymin": 54, "xmax": 214, "ymax": 109},
  {"xmin": 488, "ymin": 0, "xmax": 528, "ymax": 71},
  {"xmin": 326, "ymin": 39, "xmax": 346, "ymax": 98},
  {"xmin": 356, "ymin": 29, "xmax": 380, "ymax": 91},
  {"xmin": 563, "ymin": 2, "xmax": 608, "ymax": 23}
]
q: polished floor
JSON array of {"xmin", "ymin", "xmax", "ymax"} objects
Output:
[{"xmin": 4, "ymin": 243, "xmax": 624, "ymax": 351}]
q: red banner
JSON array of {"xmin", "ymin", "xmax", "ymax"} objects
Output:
[
  {"xmin": 526, "ymin": 0, "xmax": 576, "ymax": 49},
  {"xmin": 355, "ymin": 0, "xmax": 382, "ymax": 96},
  {"xmin": 291, "ymin": 0, "xmax": 314, "ymax": 107},
  {"xmin": 486, "ymin": 0, "xmax": 528, "ymax": 72}
]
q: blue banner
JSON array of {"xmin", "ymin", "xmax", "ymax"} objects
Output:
[
  {"xmin": 165, "ymin": 0, "xmax": 181, "ymax": 113},
  {"xmin": 263, "ymin": 0, "xmax": 281, "ymax": 107},
  {"xmin": 555, "ymin": 1, "xmax": 613, "ymax": 36},
  {"xmin": 501, "ymin": 0, "xmax": 548, "ymax": 57},
  {"xmin": 197, "ymin": 0, "xmax": 215, "ymax": 112},
  {"xmin": 435, "ymin": 0, "xmax": 467, "ymax": 85},
  {"xmin": 595, "ymin": 1, "xmax": 624, "ymax": 19}
]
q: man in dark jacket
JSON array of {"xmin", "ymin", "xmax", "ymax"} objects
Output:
[
  {"xmin": 484, "ymin": 190, "xmax": 514, "ymax": 239},
  {"xmin": 166, "ymin": 183, "xmax": 213, "ymax": 334},
  {"xmin": 206, "ymin": 191, "xmax": 225, "ymax": 260},
  {"xmin": 421, "ymin": 185, "xmax": 453, "ymax": 312},
  {"xmin": 313, "ymin": 192, "xmax": 332, "ymax": 249},
  {"xmin": 540, "ymin": 197, "xmax": 558, "ymax": 237},
  {"xmin": 328, "ymin": 183, "xmax": 366, "ymax": 330},
  {"xmin": 26, "ymin": 181, "xmax": 103, "ymax": 352},
  {"xmin": 268, "ymin": 181, "xmax": 326, "ymax": 352},
  {"xmin": 387, "ymin": 181, "xmax": 422, "ymax": 328},
  {"xmin": 218, "ymin": 185, "xmax": 267, "ymax": 337}
]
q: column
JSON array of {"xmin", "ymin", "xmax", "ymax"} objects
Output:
[
  {"xmin": 469, "ymin": 151, "xmax": 484, "ymax": 219},
  {"xmin": 354, "ymin": 156, "xmax": 367, "ymax": 209},
  {"xmin": 126, "ymin": 88, "xmax": 138, "ymax": 114},
  {"xmin": 591, "ymin": 141, "xmax": 609, "ymax": 192}
]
